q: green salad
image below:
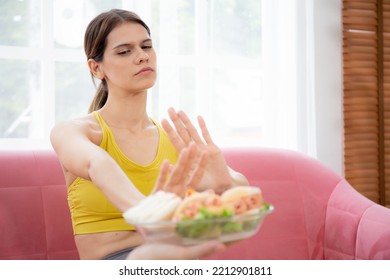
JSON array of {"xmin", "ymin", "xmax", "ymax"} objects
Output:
[{"xmin": 175, "ymin": 205, "xmax": 268, "ymax": 239}]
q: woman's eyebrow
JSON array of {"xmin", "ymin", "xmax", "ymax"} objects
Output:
[{"xmin": 112, "ymin": 39, "xmax": 152, "ymax": 50}]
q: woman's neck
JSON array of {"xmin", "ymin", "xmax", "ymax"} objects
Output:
[{"xmin": 97, "ymin": 90, "xmax": 152, "ymax": 130}]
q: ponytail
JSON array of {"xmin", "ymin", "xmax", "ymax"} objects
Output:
[{"xmin": 88, "ymin": 79, "xmax": 108, "ymax": 113}]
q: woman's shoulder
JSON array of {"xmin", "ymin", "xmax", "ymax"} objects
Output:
[
  {"xmin": 52, "ymin": 113, "xmax": 98, "ymax": 131},
  {"xmin": 50, "ymin": 113, "xmax": 102, "ymax": 142}
]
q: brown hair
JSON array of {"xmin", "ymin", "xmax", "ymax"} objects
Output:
[{"xmin": 84, "ymin": 9, "xmax": 151, "ymax": 113}]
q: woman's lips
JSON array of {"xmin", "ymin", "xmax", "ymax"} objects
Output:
[{"xmin": 135, "ymin": 67, "xmax": 154, "ymax": 75}]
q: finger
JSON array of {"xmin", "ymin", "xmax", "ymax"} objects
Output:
[
  {"xmin": 165, "ymin": 147, "xmax": 191, "ymax": 187},
  {"xmin": 174, "ymin": 143, "xmax": 199, "ymax": 182},
  {"xmin": 186, "ymin": 151, "xmax": 208, "ymax": 189},
  {"xmin": 168, "ymin": 144, "xmax": 199, "ymax": 197},
  {"xmin": 177, "ymin": 241, "xmax": 226, "ymax": 260},
  {"xmin": 180, "ymin": 143, "xmax": 198, "ymax": 178},
  {"xmin": 177, "ymin": 110, "xmax": 204, "ymax": 144},
  {"xmin": 153, "ymin": 160, "xmax": 170, "ymax": 193},
  {"xmin": 127, "ymin": 241, "xmax": 225, "ymax": 260},
  {"xmin": 161, "ymin": 118, "xmax": 186, "ymax": 151},
  {"xmin": 168, "ymin": 107, "xmax": 192, "ymax": 145},
  {"xmin": 197, "ymin": 115, "xmax": 214, "ymax": 145}
]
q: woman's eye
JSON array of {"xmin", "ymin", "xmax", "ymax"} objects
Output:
[
  {"xmin": 118, "ymin": 50, "xmax": 131, "ymax": 55},
  {"xmin": 142, "ymin": 45, "xmax": 152, "ymax": 50}
]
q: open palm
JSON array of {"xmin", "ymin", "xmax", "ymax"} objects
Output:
[
  {"xmin": 161, "ymin": 108, "xmax": 233, "ymax": 194},
  {"xmin": 152, "ymin": 143, "xmax": 208, "ymax": 198}
]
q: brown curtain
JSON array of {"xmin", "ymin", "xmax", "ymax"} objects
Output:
[{"xmin": 342, "ymin": 0, "xmax": 390, "ymax": 207}]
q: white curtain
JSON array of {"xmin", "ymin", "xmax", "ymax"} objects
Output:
[{"xmin": 0, "ymin": 0, "xmax": 343, "ymax": 176}]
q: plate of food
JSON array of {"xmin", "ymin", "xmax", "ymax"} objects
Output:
[{"xmin": 123, "ymin": 186, "xmax": 274, "ymax": 245}]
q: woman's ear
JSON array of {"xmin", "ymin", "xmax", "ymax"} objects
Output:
[{"xmin": 88, "ymin": 58, "xmax": 105, "ymax": 80}]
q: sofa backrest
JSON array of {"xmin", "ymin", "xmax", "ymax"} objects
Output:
[
  {"xmin": 1, "ymin": 148, "xmax": 389, "ymax": 260},
  {"xmin": 209, "ymin": 148, "xmax": 390, "ymax": 260},
  {"xmin": 0, "ymin": 150, "xmax": 79, "ymax": 260},
  {"xmin": 208, "ymin": 147, "xmax": 342, "ymax": 259}
]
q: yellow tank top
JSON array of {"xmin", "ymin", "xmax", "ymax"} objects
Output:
[{"xmin": 67, "ymin": 111, "xmax": 178, "ymax": 234}]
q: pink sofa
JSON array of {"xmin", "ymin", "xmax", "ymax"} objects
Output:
[{"xmin": 1, "ymin": 148, "xmax": 389, "ymax": 260}]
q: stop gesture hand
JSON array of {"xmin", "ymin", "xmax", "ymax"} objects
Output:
[
  {"xmin": 162, "ymin": 108, "xmax": 246, "ymax": 193},
  {"xmin": 152, "ymin": 143, "xmax": 208, "ymax": 198}
]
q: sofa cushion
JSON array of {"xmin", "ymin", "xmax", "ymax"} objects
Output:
[{"xmin": 0, "ymin": 150, "xmax": 79, "ymax": 260}]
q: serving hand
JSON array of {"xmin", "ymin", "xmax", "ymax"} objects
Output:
[
  {"xmin": 161, "ymin": 108, "xmax": 241, "ymax": 194},
  {"xmin": 127, "ymin": 240, "xmax": 226, "ymax": 260}
]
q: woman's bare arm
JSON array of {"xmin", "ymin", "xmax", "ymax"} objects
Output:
[
  {"xmin": 51, "ymin": 118, "xmax": 208, "ymax": 212},
  {"xmin": 50, "ymin": 119, "xmax": 145, "ymax": 212}
]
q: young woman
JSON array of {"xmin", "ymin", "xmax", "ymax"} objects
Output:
[{"xmin": 51, "ymin": 9, "xmax": 248, "ymax": 260}]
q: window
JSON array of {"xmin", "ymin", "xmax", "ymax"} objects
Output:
[{"xmin": 0, "ymin": 0, "xmax": 320, "ymax": 163}]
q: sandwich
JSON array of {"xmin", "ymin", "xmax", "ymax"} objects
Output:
[
  {"xmin": 123, "ymin": 191, "xmax": 182, "ymax": 224},
  {"xmin": 220, "ymin": 186, "xmax": 264, "ymax": 215},
  {"xmin": 173, "ymin": 186, "xmax": 265, "ymax": 239},
  {"xmin": 123, "ymin": 186, "xmax": 269, "ymax": 242},
  {"xmin": 173, "ymin": 186, "xmax": 264, "ymax": 222},
  {"xmin": 172, "ymin": 190, "xmax": 230, "ymax": 222}
]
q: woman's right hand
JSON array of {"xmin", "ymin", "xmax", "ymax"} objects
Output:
[
  {"xmin": 127, "ymin": 240, "xmax": 225, "ymax": 260},
  {"xmin": 152, "ymin": 142, "xmax": 208, "ymax": 198}
]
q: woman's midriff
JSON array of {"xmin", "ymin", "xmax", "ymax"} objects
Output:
[{"xmin": 75, "ymin": 230, "xmax": 144, "ymax": 259}]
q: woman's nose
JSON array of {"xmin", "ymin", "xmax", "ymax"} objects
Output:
[{"xmin": 135, "ymin": 49, "xmax": 149, "ymax": 64}]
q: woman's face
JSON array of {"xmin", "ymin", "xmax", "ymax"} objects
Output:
[{"xmin": 98, "ymin": 22, "xmax": 157, "ymax": 94}]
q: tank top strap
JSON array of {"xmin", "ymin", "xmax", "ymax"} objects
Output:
[{"xmin": 92, "ymin": 111, "xmax": 111, "ymax": 148}]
